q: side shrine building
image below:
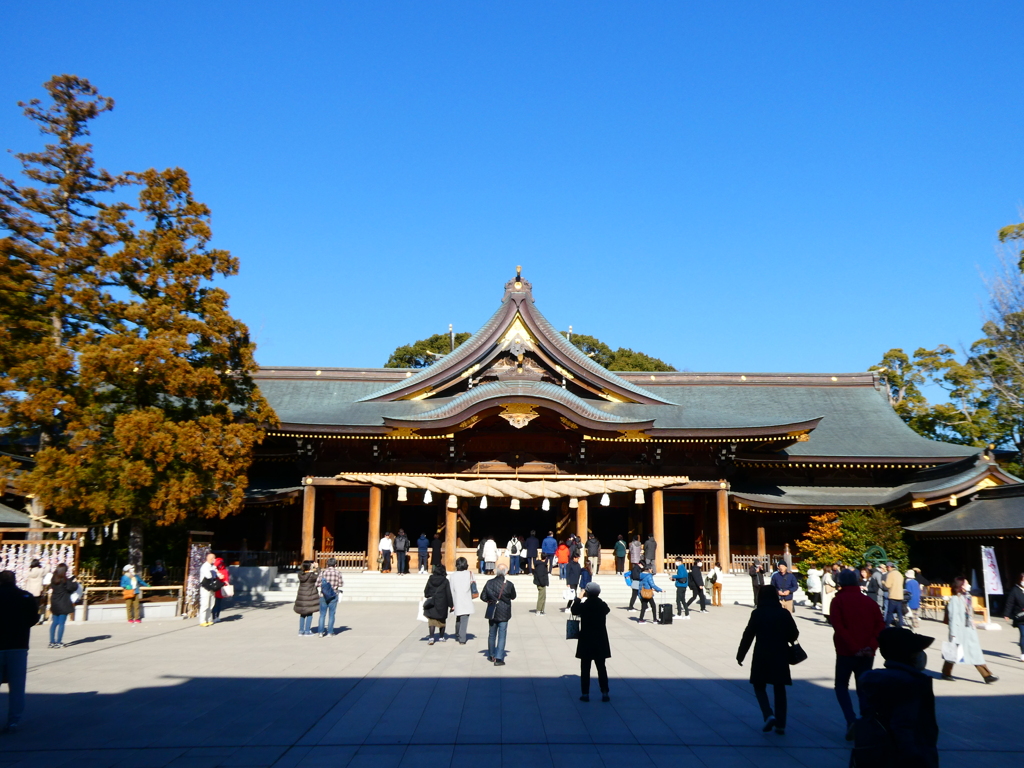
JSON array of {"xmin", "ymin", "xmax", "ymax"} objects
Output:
[{"xmin": 240, "ymin": 270, "xmax": 1017, "ymax": 573}]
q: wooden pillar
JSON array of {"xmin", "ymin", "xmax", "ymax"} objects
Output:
[
  {"xmin": 756, "ymin": 514, "xmax": 767, "ymax": 559},
  {"xmin": 301, "ymin": 484, "xmax": 316, "ymax": 562},
  {"xmin": 366, "ymin": 485, "xmax": 382, "ymax": 572},
  {"xmin": 445, "ymin": 501, "xmax": 460, "ymax": 572},
  {"xmin": 716, "ymin": 487, "xmax": 730, "ymax": 572},
  {"xmin": 652, "ymin": 490, "xmax": 665, "ymax": 573},
  {"xmin": 577, "ymin": 498, "xmax": 589, "ymax": 541}
]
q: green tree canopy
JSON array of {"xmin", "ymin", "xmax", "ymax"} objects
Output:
[
  {"xmin": 0, "ymin": 75, "xmax": 276, "ymax": 526},
  {"xmin": 385, "ymin": 332, "xmax": 472, "ymax": 368},
  {"xmin": 796, "ymin": 509, "xmax": 908, "ymax": 570}
]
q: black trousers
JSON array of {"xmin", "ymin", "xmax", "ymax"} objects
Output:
[
  {"xmin": 615, "ymin": 556, "xmax": 625, "ymax": 574},
  {"xmin": 382, "ymin": 551, "xmax": 392, "ymax": 571},
  {"xmin": 676, "ymin": 587, "xmax": 689, "ymax": 615},
  {"xmin": 639, "ymin": 596, "xmax": 657, "ymax": 621},
  {"xmin": 395, "ymin": 552, "xmax": 407, "ymax": 573},
  {"xmin": 754, "ymin": 683, "xmax": 788, "ymax": 728},
  {"xmin": 628, "ymin": 588, "xmax": 639, "ymax": 609},
  {"xmin": 752, "ymin": 584, "xmax": 761, "ymax": 604},
  {"xmin": 581, "ymin": 657, "xmax": 609, "ymax": 694},
  {"xmin": 686, "ymin": 588, "xmax": 706, "ymax": 611}
]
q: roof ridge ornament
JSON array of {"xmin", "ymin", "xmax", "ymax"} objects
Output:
[{"xmin": 504, "ymin": 265, "xmax": 533, "ymax": 302}]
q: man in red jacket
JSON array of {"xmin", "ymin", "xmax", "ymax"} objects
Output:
[{"xmin": 830, "ymin": 568, "xmax": 885, "ymax": 738}]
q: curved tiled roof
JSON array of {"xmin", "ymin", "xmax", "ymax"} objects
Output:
[{"xmin": 393, "ymin": 380, "xmax": 640, "ymax": 424}]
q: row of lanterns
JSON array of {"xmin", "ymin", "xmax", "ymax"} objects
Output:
[{"xmin": 394, "ymin": 486, "xmax": 645, "ymax": 509}]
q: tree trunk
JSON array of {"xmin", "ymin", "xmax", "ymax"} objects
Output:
[{"xmin": 129, "ymin": 519, "xmax": 144, "ymax": 569}]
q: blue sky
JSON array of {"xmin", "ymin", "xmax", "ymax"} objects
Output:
[{"xmin": 2, "ymin": 2, "xmax": 1023, "ymax": 375}]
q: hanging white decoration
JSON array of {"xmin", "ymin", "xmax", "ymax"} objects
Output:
[
  {"xmin": 541, "ymin": 498, "xmax": 550, "ymax": 511},
  {"xmin": 635, "ymin": 489, "xmax": 645, "ymax": 504},
  {"xmin": 600, "ymin": 493, "xmax": 610, "ymax": 507},
  {"xmin": 397, "ymin": 486, "xmax": 407, "ymax": 502},
  {"xmin": 510, "ymin": 499, "xmax": 521, "ymax": 510},
  {"xmin": 424, "ymin": 490, "xmax": 433, "ymax": 504},
  {"xmin": 569, "ymin": 497, "xmax": 579, "ymax": 509},
  {"xmin": 447, "ymin": 494, "xmax": 457, "ymax": 509},
  {"xmin": 480, "ymin": 496, "xmax": 488, "ymax": 509}
]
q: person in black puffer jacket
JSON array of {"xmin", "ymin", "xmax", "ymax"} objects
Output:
[
  {"xmin": 1003, "ymin": 572, "xmax": 1024, "ymax": 661},
  {"xmin": 47, "ymin": 563, "xmax": 79, "ymax": 649},
  {"xmin": 423, "ymin": 564, "xmax": 454, "ymax": 644},
  {"xmin": 481, "ymin": 565, "xmax": 517, "ymax": 666},
  {"xmin": 293, "ymin": 561, "xmax": 320, "ymax": 636}
]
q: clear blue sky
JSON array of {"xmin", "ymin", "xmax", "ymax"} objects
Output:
[{"xmin": 3, "ymin": 2, "xmax": 1023, "ymax": 374}]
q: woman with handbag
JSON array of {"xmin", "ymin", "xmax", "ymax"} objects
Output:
[
  {"xmin": 1003, "ymin": 572, "xmax": 1024, "ymax": 662},
  {"xmin": 293, "ymin": 561, "xmax": 320, "ymax": 636},
  {"xmin": 736, "ymin": 585, "xmax": 800, "ymax": 735},
  {"xmin": 571, "ymin": 581, "xmax": 611, "ymax": 702},
  {"xmin": 941, "ymin": 576, "xmax": 997, "ymax": 683},
  {"xmin": 448, "ymin": 557, "xmax": 477, "ymax": 644},
  {"xmin": 47, "ymin": 563, "xmax": 78, "ymax": 649},
  {"xmin": 424, "ymin": 564, "xmax": 455, "ymax": 644},
  {"xmin": 563, "ymin": 555, "xmax": 583, "ymax": 612},
  {"xmin": 636, "ymin": 566, "xmax": 662, "ymax": 625},
  {"xmin": 212, "ymin": 557, "xmax": 231, "ymax": 623},
  {"xmin": 120, "ymin": 564, "xmax": 148, "ymax": 624}
]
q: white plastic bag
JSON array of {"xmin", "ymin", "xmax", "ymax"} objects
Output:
[
  {"xmin": 416, "ymin": 598, "xmax": 428, "ymax": 622},
  {"xmin": 941, "ymin": 641, "xmax": 964, "ymax": 663},
  {"xmin": 562, "ymin": 587, "xmax": 576, "ymax": 601}
]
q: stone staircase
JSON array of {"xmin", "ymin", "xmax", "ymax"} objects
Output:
[{"xmin": 249, "ymin": 569, "xmax": 805, "ymax": 607}]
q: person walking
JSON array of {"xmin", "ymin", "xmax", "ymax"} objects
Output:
[
  {"xmin": 524, "ymin": 530, "xmax": 540, "ymax": 575},
  {"xmin": 853, "ymin": 628, "xmax": 938, "ymax": 768},
  {"xmin": 805, "ymin": 565, "xmax": 823, "ymax": 610},
  {"xmin": 212, "ymin": 557, "xmax": 230, "ymax": 623},
  {"xmin": 476, "ymin": 537, "xmax": 487, "ymax": 574},
  {"xmin": 506, "ymin": 535, "xmax": 522, "ymax": 575},
  {"xmin": 417, "ymin": 533, "xmax": 430, "ymax": 573},
  {"xmin": 378, "ymin": 533, "xmax": 394, "ymax": 573},
  {"xmin": 0, "ymin": 571, "xmax": 38, "ymax": 733},
  {"xmin": 394, "ymin": 529, "xmax": 410, "ymax": 575},
  {"xmin": 541, "ymin": 531, "xmax": 557, "ymax": 572},
  {"xmin": 564, "ymin": 555, "xmax": 583, "ymax": 611},
  {"xmin": 628, "ymin": 535, "xmax": 643, "ymax": 571},
  {"xmin": 294, "ymin": 560, "xmax": 320, "ymax": 636},
  {"xmin": 636, "ymin": 565, "xmax": 663, "ymax": 625},
  {"xmin": 829, "ymin": 568, "xmax": 884, "ymax": 736},
  {"xmin": 120, "ymin": 564, "xmax": 148, "ymax": 624},
  {"xmin": 709, "ymin": 562, "xmax": 724, "ymax": 607},
  {"xmin": 533, "ymin": 555, "xmax": 549, "ymax": 615},
  {"xmin": 198, "ymin": 551, "xmax": 219, "ymax": 626},
  {"xmin": 748, "ymin": 561, "xmax": 765, "ymax": 605},
  {"xmin": 23, "ymin": 560, "xmax": 46, "ymax": 625},
  {"xmin": 941, "ymin": 576, "xmax": 997, "ymax": 683},
  {"xmin": 482, "ymin": 537, "xmax": 498, "ymax": 575},
  {"xmin": 614, "ymin": 535, "xmax": 627, "ymax": 575},
  {"xmin": 448, "ymin": 557, "xmax": 477, "ymax": 643},
  {"xmin": 430, "ymin": 532, "xmax": 443, "ymax": 569},
  {"xmin": 686, "ymin": 560, "xmax": 707, "ymax": 614},
  {"xmin": 821, "ymin": 564, "xmax": 838, "ymax": 625},
  {"xmin": 671, "ymin": 558, "xmax": 690, "ymax": 618},
  {"xmin": 904, "ymin": 569, "xmax": 922, "ymax": 629},
  {"xmin": 625, "ymin": 561, "xmax": 642, "ymax": 611},
  {"xmin": 585, "ymin": 533, "xmax": 601, "ymax": 574},
  {"xmin": 316, "ymin": 557, "xmax": 344, "ymax": 637},
  {"xmin": 47, "ymin": 563, "xmax": 78, "ymax": 648},
  {"xmin": 556, "ymin": 540, "xmax": 570, "ymax": 581},
  {"xmin": 643, "ymin": 533, "xmax": 658, "ymax": 571},
  {"xmin": 866, "ymin": 563, "xmax": 885, "ymax": 614},
  {"xmin": 571, "ymin": 581, "xmax": 611, "ymax": 702},
  {"xmin": 423, "ymin": 564, "xmax": 454, "ymax": 644},
  {"xmin": 1003, "ymin": 572, "xmax": 1024, "ymax": 661},
  {"xmin": 736, "ymin": 585, "xmax": 799, "ymax": 735},
  {"xmin": 881, "ymin": 563, "xmax": 904, "ymax": 627},
  {"xmin": 770, "ymin": 561, "xmax": 798, "ymax": 613},
  {"xmin": 481, "ymin": 565, "xmax": 516, "ymax": 665}
]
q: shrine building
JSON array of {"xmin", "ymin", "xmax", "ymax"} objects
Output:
[{"xmin": 237, "ymin": 269, "xmax": 1017, "ymax": 573}]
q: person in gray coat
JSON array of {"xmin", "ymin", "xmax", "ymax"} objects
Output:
[
  {"xmin": 448, "ymin": 557, "xmax": 478, "ymax": 644},
  {"xmin": 293, "ymin": 561, "xmax": 320, "ymax": 636},
  {"xmin": 941, "ymin": 576, "xmax": 997, "ymax": 683}
]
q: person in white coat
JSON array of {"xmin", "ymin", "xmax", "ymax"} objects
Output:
[
  {"xmin": 941, "ymin": 576, "xmax": 997, "ymax": 684},
  {"xmin": 821, "ymin": 565, "xmax": 838, "ymax": 625},
  {"xmin": 448, "ymin": 557, "xmax": 478, "ymax": 644},
  {"xmin": 805, "ymin": 566, "xmax": 823, "ymax": 610},
  {"xmin": 378, "ymin": 533, "xmax": 394, "ymax": 572},
  {"xmin": 482, "ymin": 538, "xmax": 498, "ymax": 575}
]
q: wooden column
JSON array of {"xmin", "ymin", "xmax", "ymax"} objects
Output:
[
  {"xmin": 366, "ymin": 485, "xmax": 382, "ymax": 572},
  {"xmin": 445, "ymin": 502, "xmax": 459, "ymax": 572},
  {"xmin": 301, "ymin": 484, "xmax": 316, "ymax": 562},
  {"xmin": 652, "ymin": 490, "xmax": 665, "ymax": 573},
  {"xmin": 756, "ymin": 514, "xmax": 767, "ymax": 559},
  {"xmin": 716, "ymin": 487, "xmax": 730, "ymax": 571},
  {"xmin": 577, "ymin": 498, "xmax": 589, "ymax": 541}
]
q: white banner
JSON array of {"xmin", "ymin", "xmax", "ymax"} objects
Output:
[{"xmin": 981, "ymin": 546, "xmax": 1003, "ymax": 596}]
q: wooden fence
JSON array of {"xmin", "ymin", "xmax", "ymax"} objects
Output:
[{"xmin": 316, "ymin": 551, "xmax": 368, "ymax": 571}]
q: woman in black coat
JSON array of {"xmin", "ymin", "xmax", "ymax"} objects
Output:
[
  {"xmin": 293, "ymin": 561, "xmax": 320, "ymax": 636},
  {"xmin": 430, "ymin": 535, "xmax": 443, "ymax": 568},
  {"xmin": 47, "ymin": 563, "xmax": 79, "ymax": 648},
  {"xmin": 1004, "ymin": 572, "xmax": 1024, "ymax": 660},
  {"xmin": 736, "ymin": 585, "xmax": 799, "ymax": 734},
  {"xmin": 571, "ymin": 582, "xmax": 611, "ymax": 701},
  {"xmin": 423, "ymin": 564, "xmax": 454, "ymax": 644}
]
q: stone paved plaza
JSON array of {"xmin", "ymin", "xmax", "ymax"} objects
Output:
[{"xmin": 2, "ymin": 589, "xmax": 1022, "ymax": 768}]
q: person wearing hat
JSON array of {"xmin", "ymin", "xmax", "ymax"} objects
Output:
[
  {"xmin": 736, "ymin": 585, "xmax": 799, "ymax": 735},
  {"xmin": 571, "ymin": 581, "xmax": 611, "ymax": 702},
  {"xmin": 120, "ymin": 564, "xmax": 148, "ymax": 624},
  {"xmin": 881, "ymin": 563, "xmax": 904, "ymax": 628},
  {"xmin": 852, "ymin": 628, "xmax": 938, "ymax": 767},
  {"xmin": 829, "ymin": 568, "xmax": 884, "ymax": 736}
]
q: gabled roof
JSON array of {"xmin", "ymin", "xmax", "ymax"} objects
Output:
[
  {"xmin": 358, "ymin": 269, "xmax": 673, "ymax": 406},
  {"xmin": 906, "ymin": 482, "xmax": 1024, "ymax": 537}
]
